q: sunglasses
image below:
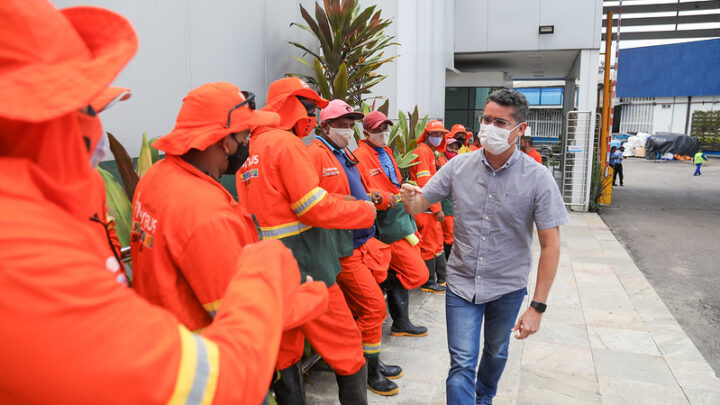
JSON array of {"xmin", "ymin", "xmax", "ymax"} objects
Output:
[
  {"xmin": 297, "ymin": 96, "xmax": 318, "ymax": 117},
  {"xmin": 225, "ymin": 91, "xmax": 256, "ymax": 129}
]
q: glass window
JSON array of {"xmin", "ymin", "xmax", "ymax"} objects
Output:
[
  {"xmin": 445, "ymin": 87, "xmax": 470, "ymax": 110},
  {"xmin": 518, "ymin": 88, "xmax": 540, "ymax": 105},
  {"xmin": 540, "ymin": 87, "xmax": 563, "ymax": 105}
]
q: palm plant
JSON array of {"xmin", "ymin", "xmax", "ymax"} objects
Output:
[
  {"xmin": 100, "ymin": 132, "xmax": 159, "ymax": 247},
  {"xmin": 288, "ymin": 0, "xmax": 398, "ymax": 106}
]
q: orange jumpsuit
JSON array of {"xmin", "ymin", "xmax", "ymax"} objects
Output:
[
  {"xmin": 131, "ymin": 155, "xmax": 261, "ymax": 332},
  {"xmin": 354, "ymin": 140, "xmax": 429, "ymax": 289},
  {"xmin": 237, "ymin": 126, "xmax": 375, "ymax": 375},
  {"xmin": 437, "ymin": 152, "xmax": 455, "ymax": 246},
  {"xmin": 0, "ymin": 115, "xmax": 323, "ymax": 405},
  {"xmin": 307, "ymin": 138, "xmax": 391, "ymax": 355},
  {"xmin": 409, "ymin": 140, "xmax": 445, "ymax": 261}
]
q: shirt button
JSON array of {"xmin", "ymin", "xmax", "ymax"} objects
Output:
[
  {"xmin": 488, "ymin": 194, "xmax": 493, "ymax": 198},
  {"xmin": 482, "ymin": 237, "xmax": 486, "ymax": 241},
  {"xmin": 476, "ymin": 276, "xmax": 481, "ymax": 279},
  {"xmin": 492, "ymin": 173, "xmax": 496, "ymax": 176},
  {"xmin": 479, "ymin": 257, "xmax": 484, "ymax": 261},
  {"xmin": 484, "ymin": 216, "xmax": 489, "ymax": 220}
]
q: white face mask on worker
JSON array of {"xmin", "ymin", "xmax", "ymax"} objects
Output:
[
  {"xmin": 479, "ymin": 123, "xmax": 522, "ymax": 155},
  {"xmin": 368, "ymin": 129, "xmax": 390, "ymax": 147},
  {"xmin": 328, "ymin": 127, "xmax": 354, "ymax": 149}
]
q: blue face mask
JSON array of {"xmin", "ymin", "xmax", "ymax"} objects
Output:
[{"xmin": 428, "ymin": 136, "xmax": 443, "ymax": 147}]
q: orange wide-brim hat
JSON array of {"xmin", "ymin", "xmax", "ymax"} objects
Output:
[
  {"xmin": 91, "ymin": 87, "xmax": 131, "ymax": 114},
  {"xmin": 154, "ymin": 82, "xmax": 280, "ymax": 155},
  {"xmin": 0, "ymin": 1, "xmax": 138, "ymax": 123}
]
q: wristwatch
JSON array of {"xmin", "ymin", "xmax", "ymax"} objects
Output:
[{"xmin": 530, "ymin": 301, "xmax": 547, "ymax": 313}]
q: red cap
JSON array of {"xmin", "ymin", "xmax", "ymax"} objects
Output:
[
  {"xmin": 320, "ymin": 99, "xmax": 363, "ymax": 122},
  {"xmin": 363, "ymin": 111, "xmax": 393, "ymax": 130}
]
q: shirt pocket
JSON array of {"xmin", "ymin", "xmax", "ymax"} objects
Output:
[{"xmin": 499, "ymin": 192, "xmax": 534, "ymax": 228}]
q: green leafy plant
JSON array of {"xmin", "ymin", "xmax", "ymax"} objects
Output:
[
  {"xmin": 288, "ymin": 0, "xmax": 398, "ymax": 106},
  {"xmin": 100, "ymin": 132, "xmax": 160, "ymax": 247},
  {"xmin": 389, "ymin": 106, "xmax": 429, "ymax": 180}
]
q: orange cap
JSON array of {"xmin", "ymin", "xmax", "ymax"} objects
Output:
[
  {"xmin": 154, "ymin": 82, "xmax": 280, "ymax": 155},
  {"xmin": 448, "ymin": 124, "xmax": 467, "ymax": 139},
  {"xmin": 0, "ymin": 1, "xmax": 138, "ymax": 123},
  {"xmin": 417, "ymin": 120, "xmax": 449, "ymax": 151}
]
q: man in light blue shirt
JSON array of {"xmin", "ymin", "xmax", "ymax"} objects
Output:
[{"xmin": 401, "ymin": 89, "xmax": 568, "ymax": 404}]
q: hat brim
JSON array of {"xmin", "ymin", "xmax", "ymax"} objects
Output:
[
  {"xmin": 366, "ymin": 119, "xmax": 394, "ymax": 129},
  {"xmin": 264, "ymin": 87, "xmax": 329, "ymax": 112},
  {"xmin": 326, "ymin": 111, "xmax": 364, "ymax": 122},
  {"xmin": 0, "ymin": 7, "xmax": 137, "ymax": 123},
  {"xmin": 154, "ymin": 109, "xmax": 280, "ymax": 155},
  {"xmin": 91, "ymin": 87, "xmax": 131, "ymax": 113}
]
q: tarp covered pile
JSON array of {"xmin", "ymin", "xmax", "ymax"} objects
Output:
[{"xmin": 644, "ymin": 133, "xmax": 700, "ymax": 160}]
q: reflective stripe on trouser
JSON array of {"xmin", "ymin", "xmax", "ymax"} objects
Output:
[
  {"xmin": 168, "ymin": 326, "xmax": 220, "ymax": 405},
  {"xmin": 414, "ymin": 212, "xmax": 444, "ymax": 261},
  {"xmin": 389, "ymin": 238, "xmax": 429, "ymax": 289},
  {"xmin": 442, "ymin": 215, "xmax": 454, "ymax": 245},
  {"xmin": 277, "ymin": 283, "xmax": 366, "ymax": 375},
  {"xmin": 336, "ymin": 248, "xmax": 387, "ymax": 355}
]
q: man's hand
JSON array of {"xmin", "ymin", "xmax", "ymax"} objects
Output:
[
  {"xmin": 434, "ymin": 210, "xmax": 445, "ymax": 222},
  {"xmin": 400, "ymin": 183, "xmax": 422, "ymax": 203},
  {"xmin": 369, "ymin": 191, "xmax": 383, "ymax": 205},
  {"xmin": 388, "ymin": 195, "xmax": 398, "ymax": 209},
  {"xmin": 511, "ymin": 307, "xmax": 542, "ymax": 339}
]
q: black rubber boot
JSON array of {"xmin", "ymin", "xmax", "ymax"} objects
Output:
[
  {"xmin": 435, "ymin": 253, "xmax": 448, "ymax": 287},
  {"xmin": 336, "ymin": 364, "xmax": 368, "ymax": 405},
  {"xmin": 421, "ymin": 257, "xmax": 445, "ymax": 293},
  {"xmin": 272, "ymin": 362, "xmax": 307, "ymax": 405},
  {"xmin": 365, "ymin": 356, "xmax": 399, "ymax": 396},
  {"xmin": 378, "ymin": 358, "xmax": 403, "ymax": 379},
  {"xmin": 444, "ymin": 243, "xmax": 453, "ymax": 260},
  {"xmin": 387, "ymin": 288, "xmax": 428, "ymax": 337},
  {"xmin": 379, "ymin": 269, "xmax": 403, "ymax": 291}
]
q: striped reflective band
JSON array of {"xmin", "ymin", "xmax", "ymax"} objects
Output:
[
  {"xmin": 362, "ymin": 342, "xmax": 381, "ymax": 354},
  {"xmin": 259, "ymin": 221, "xmax": 311, "ymax": 240},
  {"xmin": 202, "ymin": 300, "xmax": 222, "ymax": 318},
  {"xmin": 168, "ymin": 326, "xmax": 219, "ymax": 405},
  {"xmin": 416, "ymin": 170, "xmax": 431, "ymax": 178},
  {"xmin": 291, "ymin": 187, "xmax": 327, "ymax": 216}
]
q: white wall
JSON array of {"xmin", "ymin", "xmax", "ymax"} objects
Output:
[
  {"xmin": 454, "ymin": 0, "xmax": 602, "ymax": 53},
  {"xmin": 54, "ymin": 0, "xmax": 317, "ymax": 156}
]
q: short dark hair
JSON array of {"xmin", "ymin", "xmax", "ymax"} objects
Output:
[
  {"xmin": 521, "ymin": 135, "xmax": 533, "ymax": 146},
  {"xmin": 485, "ymin": 88, "xmax": 529, "ymax": 124}
]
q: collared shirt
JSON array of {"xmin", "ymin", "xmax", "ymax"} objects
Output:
[
  {"xmin": 422, "ymin": 148, "xmax": 568, "ymax": 304},
  {"xmin": 315, "ymin": 136, "xmax": 375, "ymax": 248},
  {"xmin": 371, "ymin": 144, "xmax": 400, "ymax": 186},
  {"xmin": 609, "ymin": 151, "xmax": 622, "ymax": 165}
]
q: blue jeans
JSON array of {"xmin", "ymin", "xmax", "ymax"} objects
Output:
[
  {"xmin": 446, "ymin": 287, "xmax": 526, "ymax": 405},
  {"xmin": 694, "ymin": 163, "xmax": 702, "ymax": 175}
]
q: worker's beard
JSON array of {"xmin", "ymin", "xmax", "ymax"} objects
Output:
[{"xmin": 225, "ymin": 143, "xmax": 249, "ymax": 174}]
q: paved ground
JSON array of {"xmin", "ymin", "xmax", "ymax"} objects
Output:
[
  {"xmin": 304, "ymin": 212, "xmax": 720, "ymax": 404},
  {"xmin": 599, "ymin": 157, "xmax": 720, "ymax": 375}
]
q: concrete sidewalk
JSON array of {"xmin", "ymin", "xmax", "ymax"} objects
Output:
[{"xmin": 304, "ymin": 212, "xmax": 720, "ymax": 404}]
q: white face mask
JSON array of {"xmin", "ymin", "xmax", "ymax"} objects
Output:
[
  {"xmin": 90, "ymin": 132, "xmax": 109, "ymax": 168},
  {"xmin": 328, "ymin": 127, "xmax": 354, "ymax": 149},
  {"xmin": 368, "ymin": 129, "xmax": 390, "ymax": 147},
  {"xmin": 479, "ymin": 123, "xmax": 521, "ymax": 155},
  {"xmin": 428, "ymin": 136, "xmax": 443, "ymax": 147}
]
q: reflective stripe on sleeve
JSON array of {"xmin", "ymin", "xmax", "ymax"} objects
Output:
[
  {"xmin": 167, "ymin": 326, "xmax": 220, "ymax": 405},
  {"xmin": 258, "ymin": 221, "xmax": 312, "ymax": 240},
  {"xmin": 291, "ymin": 187, "xmax": 327, "ymax": 216},
  {"xmin": 416, "ymin": 170, "xmax": 431, "ymax": 178}
]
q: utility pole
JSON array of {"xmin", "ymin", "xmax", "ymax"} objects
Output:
[{"xmin": 599, "ymin": 10, "xmax": 614, "ymax": 205}]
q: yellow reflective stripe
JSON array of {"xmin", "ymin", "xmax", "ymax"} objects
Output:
[
  {"xmin": 168, "ymin": 326, "xmax": 198, "ymax": 405},
  {"xmin": 202, "ymin": 300, "xmax": 222, "ymax": 318},
  {"xmin": 362, "ymin": 342, "xmax": 381, "ymax": 354},
  {"xmin": 417, "ymin": 170, "xmax": 431, "ymax": 178},
  {"xmin": 259, "ymin": 222, "xmax": 312, "ymax": 240},
  {"xmin": 291, "ymin": 187, "xmax": 327, "ymax": 216},
  {"xmin": 405, "ymin": 234, "xmax": 420, "ymax": 246},
  {"xmin": 167, "ymin": 326, "xmax": 219, "ymax": 405}
]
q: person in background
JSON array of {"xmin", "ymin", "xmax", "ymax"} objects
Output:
[
  {"xmin": 610, "ymin": 146, "xmax": 624, "ymax": 186},
  {"xmin": 469, "ymin": 131, "xmax": 482, "ymax": 151},
  {"xmin": 237, "ymin": 78, "xmax": 376, "ymax": 404},
  {"xmin": 401, "ymin": 88, "xmax": 567, "ymax": 404},
  {"xmin": 409, "ymin": 120, "xmax": 449, "ymax": 294},
  {"xmin": 0, "ymin": 2, "xmax": 327, "ymax": 404},
  {"xmin": 355, "ymin": 110, "xmax": 430, "ymax": 340},
  {"xmin": 694, "ymin": 148, "xmax": 708, "ymax": 176},
  {"xmin": 439, "ymin": 133, "xmax": 462, "ymax": 260},
  {"xmin": 520, "ymin": 135, "xmax": 543, "ymax": 164}
]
